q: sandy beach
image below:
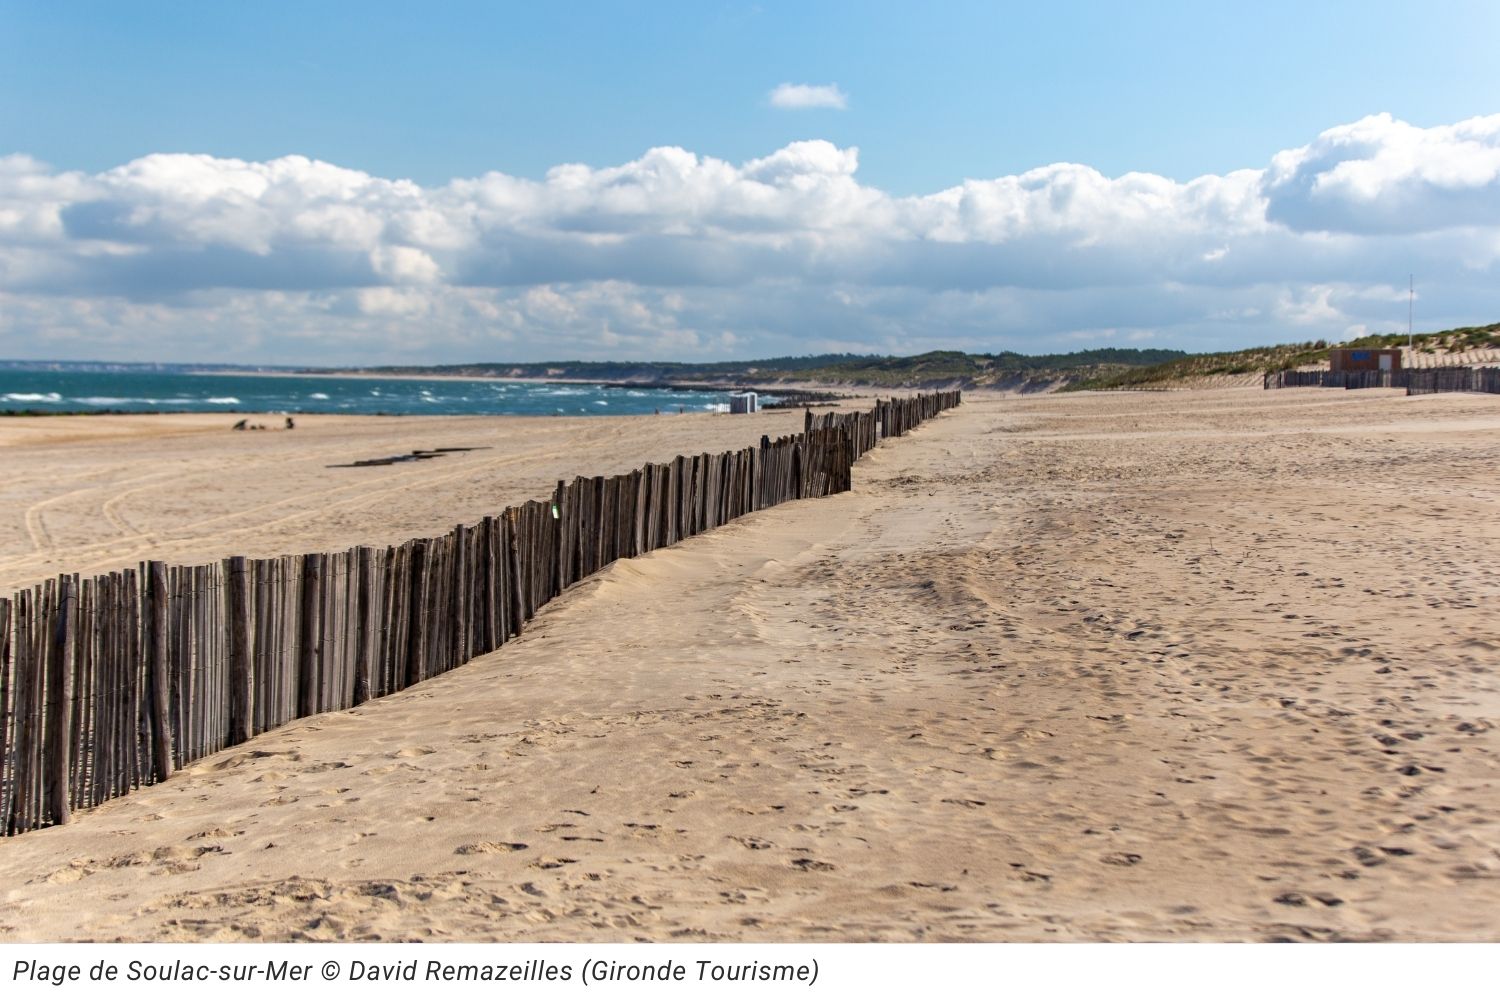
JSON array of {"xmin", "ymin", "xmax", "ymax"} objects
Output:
[
  {"xmin": 1, "ymin": 387, "xmax": 1498, "ymax": 941},
  {"xmin": 0, "ymin": 407, "xmax": 814, "ymax": 593}
]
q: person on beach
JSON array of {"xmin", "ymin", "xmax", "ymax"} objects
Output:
[{"xmin": 285, "ymin": 416, "xmax": 296, "ymax": 430}]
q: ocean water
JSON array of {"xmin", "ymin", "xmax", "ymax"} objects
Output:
[{"xmin": 0, "ymin": 370, "xmax": 756, "ymax": 416}]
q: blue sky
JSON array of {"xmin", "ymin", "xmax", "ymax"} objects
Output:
[
  {"xmin": 2, "ymin": 1, "xmax": 1499, "ymax": 364},
  {"xmin": 7, "ymin": 1, "xmax": 1497, "ymax": 192}
]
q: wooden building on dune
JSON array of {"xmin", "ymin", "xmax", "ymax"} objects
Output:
[{"xmin": 1329, "ymin": 347, "xmax": 1402, "ymax": 373}]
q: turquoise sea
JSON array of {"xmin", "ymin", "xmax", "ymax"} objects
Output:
[{"xmin": 0, "ymin": 369, "xmax": 755, "ymax": 416}]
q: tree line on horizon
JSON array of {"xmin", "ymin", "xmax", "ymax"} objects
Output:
[{"xmin": 8, "ymin": 320, "xmax": 1496, "ymax": 390}]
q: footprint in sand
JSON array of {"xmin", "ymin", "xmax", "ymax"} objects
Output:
[
  {"xmin": 455, "ymin": 842, "xmax": 529, "ymax": 855},
  {"xmin": 208, "ymin": 749, "xmax": 301, "ymax": 771},
  {"xmin": 1274, "ymin": 892, "xmax": 1343, "ymax": 907},
  {"xmin": 36, "ymin": 860, "xmax": 94, "ymax": 885}
]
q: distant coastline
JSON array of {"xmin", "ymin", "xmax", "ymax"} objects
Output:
[
  {"xmin": 0, "ymin": 369, "xmax": 784, "ymax": 418},
  {"xmin": 0, "ymin": 361, "xmax": 846, "ymax": 403},
  {"xmin": 15, "ymin": 319, "xmax": 1495, "ymax": 396},
  {"xmin": 215, "ymin": 367, "xmax": 851, "ymax": 406}
]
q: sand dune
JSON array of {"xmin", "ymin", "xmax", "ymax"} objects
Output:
[{"xmin": 1, "ymin": 387, "xmax": 1498, "ymax": 941}]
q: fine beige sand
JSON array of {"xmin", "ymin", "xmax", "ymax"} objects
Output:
[
  {"xmin": 1, "ymin": 387, "xmax": 1498, "ymax": 941},
  {"xmin": 0, "ymin": 407, "xmax": 812, "ymax": 593}
]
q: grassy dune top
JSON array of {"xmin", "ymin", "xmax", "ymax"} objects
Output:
[{"xmin": 1065, "ymin": 321, "xmax": 1500, "ymax": 391}]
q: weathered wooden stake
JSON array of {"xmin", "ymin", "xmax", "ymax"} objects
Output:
[
  {"xmin": 298, "ymin": 553, "xmax": 323, "ymax": 717},
  {"xmin": 46, "ymin": 576, "xmax": 76, "ymax": 825},
  {"xmin": 225, "ymin": 556, "xmax": 252, "ymax": 746},
  {"xmin": 406, "ymin": 542, "xmax": 427, "ymax": 687},
  {"xmin": 146, "ymin": 561, "xmax": 172, "ymax": 783}
]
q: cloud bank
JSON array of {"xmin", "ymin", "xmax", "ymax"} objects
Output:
[{"xmin": 2, "ymin": 112, "xmax": 1498, "ymax": 364}]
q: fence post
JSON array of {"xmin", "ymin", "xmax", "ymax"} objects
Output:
[
  {"xmin": 353, "ymin": 547, "xmax": 374, "ymax": 704},
  {"xmin": 406, "ymin": 542, "xmax": 427, "ymax": 687},
  {"xmin": 47, "ymin": 576, "xmax": 75, "ymax": 825},
  {"xmin": 554, "ymin": 481, "xmax": 569, "ymax": 590},
  {"xmin": 146, "ymin": 561, "xmax": 172, "ymax": 783},
  {"xmin": 0, "ymin": 597, "xmax": 11, "ymax": 830},
  {"xmin": 225, "ymin": 556, "xmax": 252, "ymax": 745},
  {"xmin": 298, "ymin": 554, "xmax": 323, "ymax": 717}
]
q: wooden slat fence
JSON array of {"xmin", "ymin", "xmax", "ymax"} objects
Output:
[
  {"xmin": 1404, "ymin": 366, "xmax": 1500, "ymax": 395},
  {"xmin": 0, "ymin": 391, "xmax": 961, "ymax": 835},
  {"xmin": 1264, "ymin": 366, "xmax": 1500, "ymax": 394}
]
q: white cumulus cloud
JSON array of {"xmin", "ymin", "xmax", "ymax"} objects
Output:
[
  {"xmin": 1, "ymin": 112, "xmax": 1498, "ymax": 364},
  {"xmin": 768, "ymin": 83, "xmax": 848, "ymax": 110},
  {"xmin": 1265, "ymin": 113, "xmax": 1500, "ymax": 233}
]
